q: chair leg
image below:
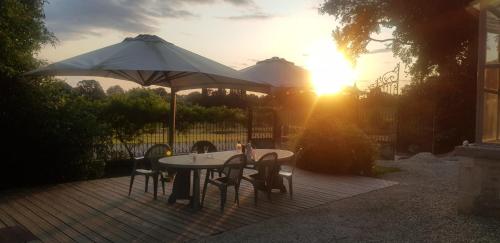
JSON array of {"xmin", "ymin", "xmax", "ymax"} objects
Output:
[
  {"xmin": 253, "ymin": 186, "xmax": 258, "ymax": 206},
  {"xmin": 153, "ymin": 173, "xmax": 158, "ymax": 200},
  {"xmin": 235, "ymin": 185, "xmax": 240, "ymax": 206},
  {"xmin": 288, "ymin": 176, "xmax": 293, "ymax": 199},
  {"xmin": 128, "ymin": 174, "xmax": 135, "ymax": 196},
  {"xmin": 201, "ymin": 176, "xmax": 209, "ymax": 207},
  {"xmin": 161, "ymin": 179, "xmax": 166, "ymax": 195},
  {"xmin": 145, "ymin": 175, "xmax": 149, "ymax": 192},
  {"xmin": 221, "ymin": 187, "xmax": 227, "ymax": 212}
]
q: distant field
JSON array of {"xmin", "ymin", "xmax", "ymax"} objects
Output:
[
  {"xmin": 113, "ymin": 127, "xmax": 273, "ymax": 145},
  {"xmin": 109, "ymin": 126, "xmax": 274, "ymax": 157}
]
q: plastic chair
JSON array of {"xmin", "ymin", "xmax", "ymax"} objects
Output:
[
  {"xmin": 191, "ymin": 140, "xmax": 217, "ymax": 154},
  {"xmin": 242, "ymin": 152, "xmax": 278, "ymax": 205},
  {"xmin": 192, "ymin": 140, "xmax": 219, "ymax": 177},
  {"xmin": 201, "ymin": 154, "xmax": 245, "ymax": 212},
  {"xmin": 279, "ymin": 147, "xmax": 303, "ymax": 198},
  {"xmin": 128, "ymin": 144, "xmax": 172, "ymax": 200}
]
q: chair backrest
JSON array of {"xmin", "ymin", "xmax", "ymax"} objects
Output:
[
  {"xmin": 191, "ymin": 140, "xmax": 217, "ymax": 154},
  {"xmin": 257, "ymin": 152, "xmax": 278, "ymax": 187},
  {"xmin": 144, "ymin": 144, "xmax": 172, "ymax": 171},
  {"xmin": 222, "ymin": 154, "xmax": 245, "ymax": 185},
  {"xmin": 291, "ymin": 147, "xmax": 303, "ymax": 172}
]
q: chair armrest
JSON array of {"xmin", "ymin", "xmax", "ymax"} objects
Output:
[
  {"xmin": 241, "ymin": 175, "xmax": 253, "ymax": 183},
  {"xmin": 134, "ymin": 156, "xmax": 145, "ymax": 161}
]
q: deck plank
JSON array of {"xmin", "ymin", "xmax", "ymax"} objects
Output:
[
  {"xmin": 0, "ymin": 169, "xmax": 397, "ymax": 242},
  {"xmin": 15, "ymin": 196, "xmax": 91, "ymax": 243},
  {"xmin": 40, "ymin": 185, "xmax": 141, "ymax": 242},
  {"xmin": 59, "ymin": 183, "xmax": 186, "ymax": 242},
  {"xmin": 0, "ymin": 198, "xmax": 63, "ymax": 242},
  {"xmin": 24, "ymin": 189, "xmax": 110, "ymax": 242}
]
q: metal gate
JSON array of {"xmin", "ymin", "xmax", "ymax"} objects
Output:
[
  {"xmin": 359, "ymin": 64, "xmax": 400, "ymax": 159},
  {"xmin": 247, "ymin": 107, "xmax": 276, "ymax": 148}
]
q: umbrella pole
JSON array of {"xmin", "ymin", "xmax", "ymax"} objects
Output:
[{"xmin": 169, "ymin": 89, "xmax": 177, "ymax": 150}]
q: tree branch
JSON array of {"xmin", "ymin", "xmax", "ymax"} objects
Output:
[{"xmin": 369, "ymin": 37, "xmax": 394, "ymax": 42}]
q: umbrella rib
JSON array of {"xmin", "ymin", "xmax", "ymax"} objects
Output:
[
  {"xmin": 201, "ymin": 72, "xmax": 219, "ymax": 85},
  {"xmin": 144, "ymin": 71, "xmax": 161, "ymax": 85},
  {"xmin": 149, "ymin": 71, "xmax": 193, "ymax": 86},
  {"xmin": 151, "ymin": 72, "xmax": 195, "ymax": 87},
  {"xmin": 165, "ymin": 72, "xmax": 192, "ymax": 81},
  {"xmin": 137, "ymin": 70, "xmax": 145, "ymax": 84},
  {"xmin": 109, "ymin": 70, "xmax": 140, "ymax": 84},
  {"xmin": 147, "ymin": 75, "xmax": 167, "ymax": 85}
]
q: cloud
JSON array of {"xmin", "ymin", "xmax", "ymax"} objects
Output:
[
  {"xmin": 219, "ymin": 12, "xmax": 273, "ymax": 20},
  {"xmin": 182, "ymin": 0, "xmax": 254, "ymax": 5},
  {"xmin": 44, "ymin": 0, "xmax": 257, "ymax": 40}
]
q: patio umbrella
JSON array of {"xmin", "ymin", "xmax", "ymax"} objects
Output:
[
  {"xmin": 239, "ymin": 57, "xmax": 312, "ymax": 91},
  {"xmin": 240, "ymin": 57, "xmax": 313, "ymax": 147},
  {"xmin": 27, "ymin": 34, "xmax": 270, "ymax": 148}
]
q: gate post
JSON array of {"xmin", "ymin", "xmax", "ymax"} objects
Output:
[
  {"xmin": 247, "ymin": 108, "xmax": 253, "ymax": 142},
  {"xmin": 273, "ymin": 108, "xmax": 281, "ymax": 148}
]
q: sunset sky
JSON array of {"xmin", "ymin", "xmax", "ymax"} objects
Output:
[{"xmin": 38, "ymin": 0, "xmax": 404, "ymax": 92}]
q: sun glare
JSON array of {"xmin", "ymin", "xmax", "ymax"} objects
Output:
[{"xmin": 306, "ymin": 40, "xmax": 357, "ymax": 95}]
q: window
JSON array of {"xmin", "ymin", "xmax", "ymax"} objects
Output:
[{"xmin": 481, "ymin": 7, "xmax": 500, "ymax": 143}]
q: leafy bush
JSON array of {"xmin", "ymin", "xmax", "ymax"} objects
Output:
[
  {"xmin": 1, "ymin": 79, "xmax": 113, "ymax": 188},
  {"xmin": 297, "ymin": 118, "xmax": 377, "ymax": 175},
  {"xmin": 100, "ymin": 88, "xmax": 168, "ymax": 157}
]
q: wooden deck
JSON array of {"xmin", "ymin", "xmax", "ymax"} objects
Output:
[{"xmin": 0, "ymin": 170, "xmax": 397, "ymax": 242}]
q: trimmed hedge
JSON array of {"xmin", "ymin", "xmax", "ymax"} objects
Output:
[{"xmin": 297, "ymin": 118, "xmax": 377, "ymax": 175}]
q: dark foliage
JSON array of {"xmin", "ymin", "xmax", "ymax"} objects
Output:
[
  {"xmin": 75, "ymin": 79, "xmax": 106, "ymax": 100},
  {"xmin": 292, "ymin": 96, "xmax": 377, "ymax": 175},
  {"xmin": 0, "ymin": 1, "xmax": 112, "ymax": 188},
  {"xmin": 321, "ymin": 0, "xmax": 478, "ymax": 152},
  {"xmin": 298, "ymin": 118, "xmax": 377, "ymax": 175},
  {"xmin": 106, "ymin": 85, "xmax": 125, "ymax": 96}
]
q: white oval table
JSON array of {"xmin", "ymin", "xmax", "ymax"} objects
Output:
[{"xmin": 159, "ymin": 149, "xmax": 294, "ymax": 210}]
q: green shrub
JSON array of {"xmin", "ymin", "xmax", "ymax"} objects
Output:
[
  {"xmin": 297, "ymin": 118, "xmax": 377, "ymax": 175},
  {"xmin": 1, "ymin": 79, "xmax": 112, "ymax": 188}
]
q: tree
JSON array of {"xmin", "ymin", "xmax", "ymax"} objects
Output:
[
  {"xmin": 100, "ymin": 88, "xmax": 168, "ymax": 158},
  {"xmin": 151, "ymin": 87, "xmax": 169, "ymax": 99},
  {"xmin": 320, "ymin": 0, "xmax": 478, "ymax": 151},
  {"xmin": 75, "ymin": 79, "xmax": 106, "ymax": 100},
  {"xmin": 0, "ymin": 1, "xmax": 113, "ymax": 188},
  {"xmin": 320, "ymin": 0, "xmax": 476, "ymax": 79},
  {"xmin": 0, "ymin": 0, "xmax": 55, "ymax": 79},
  {"xmin": 106, "ymin": 85, "xmax": 125, "ymax": 96}
]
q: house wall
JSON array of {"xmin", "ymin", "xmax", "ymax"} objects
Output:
[{"xmin": 456, "ymin": 145, "xmax": 500, "ymax": 218}]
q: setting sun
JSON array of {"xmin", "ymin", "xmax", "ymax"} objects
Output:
[{"xmin": 306, "ymin": 40, "xmax": 357, "ymax": 95}]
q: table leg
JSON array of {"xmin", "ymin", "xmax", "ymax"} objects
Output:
[
  {"xmin": 168, "ymin": 169, "xmax": 191, "ymax": 204},
  {"xmin": 191, "ymin": 168, "xmax": 201, "ymax": 210}
]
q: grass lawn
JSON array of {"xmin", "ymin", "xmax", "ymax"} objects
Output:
[{"xmin": 373, "ymin": 165, "xmax": 401, "ymax": 177}]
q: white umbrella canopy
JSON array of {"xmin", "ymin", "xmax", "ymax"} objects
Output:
[
  {"xmin": 239, "ymin": 57, "xmax": 312, "ymax": 91},
  {"xmin": 28, "ymin": 34, "xmax": 270, "ymax": 93},
  {"xmin": 27, "ymin": 34, "xmax": 271, "ymax": 149}
]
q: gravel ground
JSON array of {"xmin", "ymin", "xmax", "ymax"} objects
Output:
[{"xmin": 197, "ymin": 153, "xmax": 500, "ymax": 242}]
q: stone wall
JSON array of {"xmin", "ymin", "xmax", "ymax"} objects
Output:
[{"xmin": 456, "ymin": 145, "xmax": 500, "ymax": 218}]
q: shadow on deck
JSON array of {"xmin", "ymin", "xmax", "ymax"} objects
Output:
[{"xmin": 0, "ymin": 169, "xmax": 397, "ymax": 242}]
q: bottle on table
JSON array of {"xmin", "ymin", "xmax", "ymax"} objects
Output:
[
  {"xmin": 245, "ymin": 141, "xmax": 253, "ymax": 161},
  {"xmin": 191, "ymin": 147, "xmax": 197, "ymax": 162},
  {"xmin": 236, "ymin": 141, "xmax": 242, "ymax": 153}
]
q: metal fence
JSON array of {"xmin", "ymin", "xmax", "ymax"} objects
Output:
[{"xmin": 110, "ymin": 121, "xmax": 252, "ymax": 159}]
